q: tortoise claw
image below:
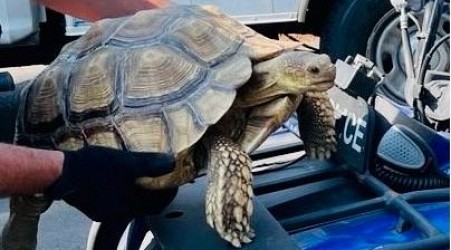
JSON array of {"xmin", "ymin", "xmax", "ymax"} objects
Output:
[{"xmin": 231, "ymin": 237, "xmax": 241, "ymax": 248}]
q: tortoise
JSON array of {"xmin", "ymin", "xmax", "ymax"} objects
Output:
[{"xmin": 0, "ymin": 5, "xmax": 336, "ymax": 249}]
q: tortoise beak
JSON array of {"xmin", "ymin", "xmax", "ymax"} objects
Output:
[
  {"xmin": 309, "ymin": 64, "xmax": 336, "ymax": 91},
  {"xmin": 313, "ymin": 78, "xmax": 335, "ymax": 90},
  {"xmin": 301, "ymin": 52, "xmax": 335, "ymax": 91}
]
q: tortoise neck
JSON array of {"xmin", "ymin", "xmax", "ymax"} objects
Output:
[{"xmin": 0, "ymin": 84, "xmax": 24, "ymax": 143}]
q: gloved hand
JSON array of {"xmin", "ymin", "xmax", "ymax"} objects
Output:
[{"xmin": 44, "ymin": 146, "xmax": 178, "ymax": 221}]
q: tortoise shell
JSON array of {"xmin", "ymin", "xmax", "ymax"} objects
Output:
[{"xmin": 16, "ymin": 5, "xmax": 299, "ymax": 154}]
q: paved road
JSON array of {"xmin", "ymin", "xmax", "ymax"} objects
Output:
[{"xmin": 0, "ymin": 198, "xmax": 92, "ymax": 249}]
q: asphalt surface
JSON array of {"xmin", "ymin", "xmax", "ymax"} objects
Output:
[{"xmin": 0, "ymin": 198, "xmax": 92, "ymax": 250}]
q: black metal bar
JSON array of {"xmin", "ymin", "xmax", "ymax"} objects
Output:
[
  {"xmin": 280, "ymin": 196, "xmax": 386, "ymax": 232},
  {"xmin": 402, "ymin": 188, "xmax": 450, "ymax": 203},
  {"xmin": 261, "ymin": 178, "xmax": 348, "ymax": 211},
  {"xmin": 253, "ymin": 160, "xmax": 342, "ymax": 195},
  {"xmin": 388, "ymin": 198, "xmax": 442, "ymax": 237},
  {"xmin": 359, "ymin": 174, "xmax": 443, "ymax": 237},
  {"xmin": 371, "ymin": 234, "xmax": 449, "ymax": 250}
]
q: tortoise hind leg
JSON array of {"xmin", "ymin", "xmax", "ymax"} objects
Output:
[
  {"xmin": 205, "ymin": 135, "xmax": 254, "ymax": 248},
  {"xmin": 1, "ymin": 195, "xmax": 51, "ymax": 250}
]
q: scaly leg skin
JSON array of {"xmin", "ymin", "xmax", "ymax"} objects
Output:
[
  {"xmin": 297, "ymin": 91, "xmax": 336, "ymax": 160},
  {"xmin": 205, "ymin": 135, "xmax": 254, "ymax": 248},
  {"xmin": 0, "ymin": 195, "xmax": 51, "ymax": 250}
]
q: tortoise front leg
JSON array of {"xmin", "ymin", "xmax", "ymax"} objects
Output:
[
  {"xmin": 238, "ymin": 96, "xmax": 300, "ymax": 153},
  {"xmin": 205, "ymin": 135, "xmax": 254, "ymax": 248},
  {"xmin": 1, "ymin": 195, "xmax": 51, "ymax": 250},
  {"xmin": 297, "ymin": 91, "xmax": 336, "ymax": 159}
]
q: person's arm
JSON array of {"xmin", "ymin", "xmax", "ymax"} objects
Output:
[
  {"xmin": 0, "ymin": 143, "xmax": 63, "ymax": 195},
  {"xmin": 0, "ymin": 143, "xmax": 177, "ymax": 221},
  {"xmin": 36, "ymin": 0, "xmax": 170, "ymax": 21}
]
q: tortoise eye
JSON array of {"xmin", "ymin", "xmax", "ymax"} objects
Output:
[{"xmin": 307, "ymin": 65, "xmax": 320, "ymax": 74}]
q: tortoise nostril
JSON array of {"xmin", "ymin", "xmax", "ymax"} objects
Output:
[{"xmin": 307, "ymin": 65, "xmax": 320, "ymax": 74}]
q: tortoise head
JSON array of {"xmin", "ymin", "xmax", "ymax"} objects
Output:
[{"xmin": 277, "ymin": 51, "xmax": 336, "ymax": 94}]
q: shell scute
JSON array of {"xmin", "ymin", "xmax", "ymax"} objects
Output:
[
  {"xmin": 168, "ymin": 17, "xmax": 242, "ymax": 65},
  {"xmin": 60, "ymin": 17, "xmax": 126, "ymax": 59},
  {"xmin": 108, "ymin": 10, "xmax": 171, "ymax": 46},
  {"xmin": 56, "ymin": 135, "xmax": 85, "ymax": 151},
  {"xmin": 85, "ymin": 125, "xmax": 123, "ymax": 149},
  {"xmin": 124, "ymin": 45, "xmax": 207, "ymax": 108},
  {"xmin": 165, "ymin": 105, "xmax": 207, "ymax": 153},
  {"xmin": 191, "ymin": 86, "xmax": 236, "ymax": 126},
  {"xmin": 24, "ymin": 65, "xmax": 66, "ymax": 133},
  {"xmin": 68, "ymin": 49, "xmax": 119, "ymax": 123},
  {"xmin": 116, "ymin": 115, "xmax": 170, "ymax": 153}
]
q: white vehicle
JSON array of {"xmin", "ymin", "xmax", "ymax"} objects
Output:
[
  {"xmin": 0, "ymin": 0, "xmax": 398, "ymax": 64},
  {"xmin": 1, "ymin": 0, "xmax": 448, "ymax": 128},
  {"xmin": 3, "ymin": 0, "xmax": 448, "ymax": 85}
]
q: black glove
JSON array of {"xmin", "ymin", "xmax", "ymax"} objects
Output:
[{"xmin": 44, "ymin": 146, "xmax": 178, "ymax": 221}]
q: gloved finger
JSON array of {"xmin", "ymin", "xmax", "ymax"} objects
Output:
[
  {"xmin": 128, "ymin": 187, "xmax": 178, "ymax": 216},
  {"xmin": 64, "ymin": 192, "xmax": 101, "ymax": 221},
  {"xmin": 74, "ymin": 146, "xmax": 176, "ymax": 178},
  {"xmin": 64, "ymin": 190, "xmax": 131, "ymax": 222},
  {"xmin": 129, "ymin": 152, "xmax": 176, "ymax": 178}
]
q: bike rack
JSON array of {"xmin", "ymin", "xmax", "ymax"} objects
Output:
[
  {"xmin": 357, "ymin": 173, "xmax": 449, "ymax": 250},
  {"xmin": 137, "ymin": 155, "xmax": 449, "ymax": 250},
  {"xmin": 254, "ymin": 160, "xmax": 450, "ymax": 250}
]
